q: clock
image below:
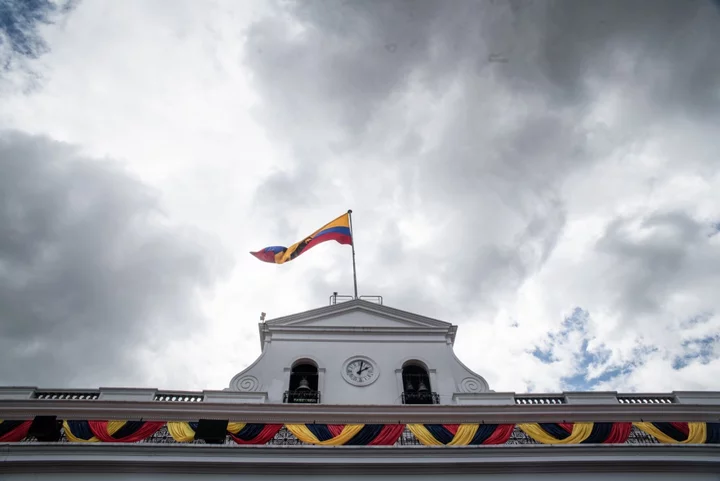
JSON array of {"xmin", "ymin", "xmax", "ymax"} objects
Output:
[{"xmin": 341, "ymin": 356, "xmax": 379, "ymax": 386}]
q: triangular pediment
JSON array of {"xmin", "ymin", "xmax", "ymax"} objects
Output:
[{"xmin": 264, "ymin": 299, "xmax": 451, "ymax": 330}]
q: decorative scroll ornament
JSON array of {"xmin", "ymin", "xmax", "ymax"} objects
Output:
[
  {"xmin": 232, "ymin": 375, "xmax": 261, "ymax": 392},
  {"xmin": 459, "ymin": 377, "xmax": 487, "ymax": 393}
]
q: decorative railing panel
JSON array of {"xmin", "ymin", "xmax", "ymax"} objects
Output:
[
  {"xmin": 515, "ymin": 395, "xmax": 566, "ymax": 405},
  {"xmin": 402, "ymin": 391, "xmax": 440, "ymax": 405},
  {"xmin": 33, "ymin": 391, "xmax": 100, "ymax": 401},
  {"xmin": 154, "ymin": 393, "xmax": 204, "ymax": 402},
  {"xmin": 618, "ymin": 395, "xmax": 675, "ymax": 404},
  {"xmin": 283, "ymin": 390, "xmax": 321, "ymax": 404}
]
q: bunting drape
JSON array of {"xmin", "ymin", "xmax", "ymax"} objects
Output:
[
  {"xmin": 286, "ymin": 424, "xmax": 365, "ymax": 445},
  {"xmin": 407, "ymin": 424, "xmax": 514, "ymax": 445},
  {"xmin": 519, "ymin": 423, "xmax": 594, "ymax": 444},
  {"xmin": 88, "ymin": 420, "xmax": 165, "ymax": 443},
  {"xmin": 634, "ymin": 422, "xmax": 707, "ymax": 444},
  {"xmin": 1, "ymin": 419, "xmax": 717, "ymax": 445},
  {"xmin": 285, "ymin": 424, "xmax": 405, "ymax": 445},
  {"xmin": 166, "ymin": 422, "xmax": 199, "ymax": 442},
  {"xmin": 518, "ymin": 422, "xmax": 631, "ymax": 444},
  {"xmin": 0, "ymin": 420, "xmax": 32, "ymax": 442},
  {"xmin": 227, "ymin": 423, "xmax": 283, "ymax": 445},
  {"xmin": 63, "ymin": 421, "xmax": 99, "ymax": 442},
  {"xmin": 706, "ymin": 423, "xmax": 720, "ymax": 444}
]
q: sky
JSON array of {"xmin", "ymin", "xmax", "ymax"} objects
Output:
[{"xmin": 1, "ymin": 0, "xmax": 719, "ymax": 394}]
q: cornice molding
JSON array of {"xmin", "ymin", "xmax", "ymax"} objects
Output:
[
  {"xmin": 260, "ymin": 300, "xmax": 456, "ymax": 345},
  {"xmin": 265, "ymin": 299, "xmax": 451, "ymax": 326},
  {"xmin": 2, "ymin": 443, "xmax": 719, "ymax": 475},
  {"xmin": 263, "ymin": 325, "xmax": 455, "ymax": 344},
  {"xmin": 1, "ymin": 399, "xmax": 719, "ymax": 423}
]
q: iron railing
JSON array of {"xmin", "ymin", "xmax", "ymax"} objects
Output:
[
  {"xmin": 283, "ymin": 390, "xmax": 321, "ymax": 404},
  {"xmin": 359, "ymin": 295, "xmax": 383, "ymax": 304},
  {"xmin": 329, "ymin": 293, "xmax": 354, "ymax": 305},
  {"xmin": 401, "ymin": 391, "xmax": 440, "ymax": 405},
  {"xmin": 328, "ymin": 293, "xmax": 383, "ymax": 305}
]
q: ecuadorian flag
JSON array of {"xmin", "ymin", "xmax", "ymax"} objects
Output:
[{"xmin": 251, "ymin": 213, "xmax": 353, "ymax": 264}]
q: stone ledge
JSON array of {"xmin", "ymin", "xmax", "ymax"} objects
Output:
[
  {"xmin": 1, "ymin": 443, "xmax": 718, "ymax": 475},
  {"xmin": 3, "ymin": 399, "xmax": 719, "ymax": 423},
  {"xmin": 674, "ymin": 391, "xmax": 720, "ymax": 405},
  {"xmin": 564, "ymin": 392, "xmax": 619, "ymax": 405},
  {"xmin": 0, "ymin": 387, "xmax": 36, "ymax": 400},
  {"xmin": 202, "ymin": 391, "xmax": 268, "ymax": 404},
  {"xmin": 98, "ymin": 388, "xmax": 157, "ymax": 402},
  {"xmin": 452, "ymin": 392, "xmax": 515, "ymax": 405}
]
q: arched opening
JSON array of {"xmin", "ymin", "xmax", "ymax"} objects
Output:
[
  {"xmin": 401, "ymin": 362, "xmax": 437, "ymax": 404},
  {"xmin": 285, "ymin": 361, "xmax": 320, "ymax": 403}
]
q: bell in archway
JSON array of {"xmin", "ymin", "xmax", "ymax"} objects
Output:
[
  {"xmin": 297, "ymin": 376, "xmax": 311, "ymax": 391},
  {"xmin": 404, "ymin": 379, "xmax": 414, "ymax": 392},
  {"xmin": 417, "ymin": 380, "xmax": 429, "ymax": 392}
]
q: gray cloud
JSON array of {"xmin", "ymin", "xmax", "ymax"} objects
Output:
[
  {"xmin": 241, "ymin": 0, "xmax": 720, "ymax": 390},
  {"xmin": 0, "ymin": 130, "xmax": 229, "ymax": 388},
  {"xmin": 242, "ymin": 1, "xmax": 720, "ymax": 308},
  {"xmin": 596, "ymin": 210, "xmax": 720, "ymax": 325}
]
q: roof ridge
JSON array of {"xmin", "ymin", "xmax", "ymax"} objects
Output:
[{"xmin": 263, "ymin": 298, "xmax": 451, "ymax": 327}]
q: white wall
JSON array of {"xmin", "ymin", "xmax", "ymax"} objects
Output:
[
  {"xmin": 254, "ymin": 339, "xmax": 457, "ymax": 404},
  {"xmin": 230, "ymin": 309, "xmax": 486, "ymax": 404}
]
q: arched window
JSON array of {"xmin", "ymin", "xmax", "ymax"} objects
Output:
[
  {"xmin": 401, "ymin": 362, "xmax": 437, "ymax": 404},
  {"xmin": 285, "ymin": 361, "xmax": 320, "ymax": 403}
]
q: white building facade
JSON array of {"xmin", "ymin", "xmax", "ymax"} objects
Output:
[
  {"xmin": 228, "ymin": 299, "xmax": 489, "ymax": 405},
  {"xmin": 1, "ymin": 298, "xmax": 719, "ymax": 479}
]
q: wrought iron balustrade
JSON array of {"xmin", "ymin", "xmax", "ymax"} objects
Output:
[
  {"xmin": 283, "ymin": 389, "xmax": 321, "ymax": 404},
  {"xmin": 401, "ymin": 391, "xmax": 440, "ymax": 405}
]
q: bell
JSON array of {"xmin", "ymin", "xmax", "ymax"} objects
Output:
[
  {"xmin": 297, "ymin": 377, "xmax": 311, "ymax": 391},
  {"xmin": 418, "ymin": 380, "xmax": 429, "ymax": 392},
  {"xmin": 404, "ymin": 379, "xmax": 414, "ymax": 392}
]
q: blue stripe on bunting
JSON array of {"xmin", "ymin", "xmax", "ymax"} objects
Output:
[
  {"xmin": 345, "ymin": 424, "xmax": 384, "ymax": 445},
  {"xmin": 538, "ymin": 423, "xmax": 571, "ymax": 440},
  {"xmin": 305, "ymin": 424, "xmax": 334, "ymax": 442},
  {"xmin": 423, "ymin": 425, "xmax": 455, "ymax": 444},
  {"xmin": 652, "ymin": 422, "xmax": 688, "ymax": 442},
  {"xmin": 581, "ymin": 422, "xmax": 612, "ymax": 444}
]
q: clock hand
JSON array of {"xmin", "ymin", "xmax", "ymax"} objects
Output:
[{"xmin": 356, "ymin": 361, "xmax": 365, "ymax": 375}]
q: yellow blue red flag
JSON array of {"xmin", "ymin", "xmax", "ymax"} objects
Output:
[{"xmin": 251, "ymin": 213, "xmax": 353, "ymax": 264}]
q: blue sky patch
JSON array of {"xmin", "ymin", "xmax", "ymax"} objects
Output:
[{"xmin": 672, "ymin": 334, "xmax": 719, "ymax": 369}]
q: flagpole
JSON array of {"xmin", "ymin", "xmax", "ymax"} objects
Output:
[{"xmin": 348, "ymin": 209, "xmax": 358, "ymax": 299}]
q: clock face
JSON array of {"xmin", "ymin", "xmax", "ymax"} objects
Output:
[{"xmin": 342, "ymin": 356, "xmax": 378, "ymax": 386}]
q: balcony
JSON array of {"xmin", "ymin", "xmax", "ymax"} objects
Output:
[
  {"xmin": 401, "ymin": 371, "xmax": 438, "ymax": 404},
  {"xmin": 283, "ymin": 390, "xmax": 321, "ymax": 404},
  {"xmin": 401, "ymin": 391, "xmax": 440, "ymax": 405}
]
